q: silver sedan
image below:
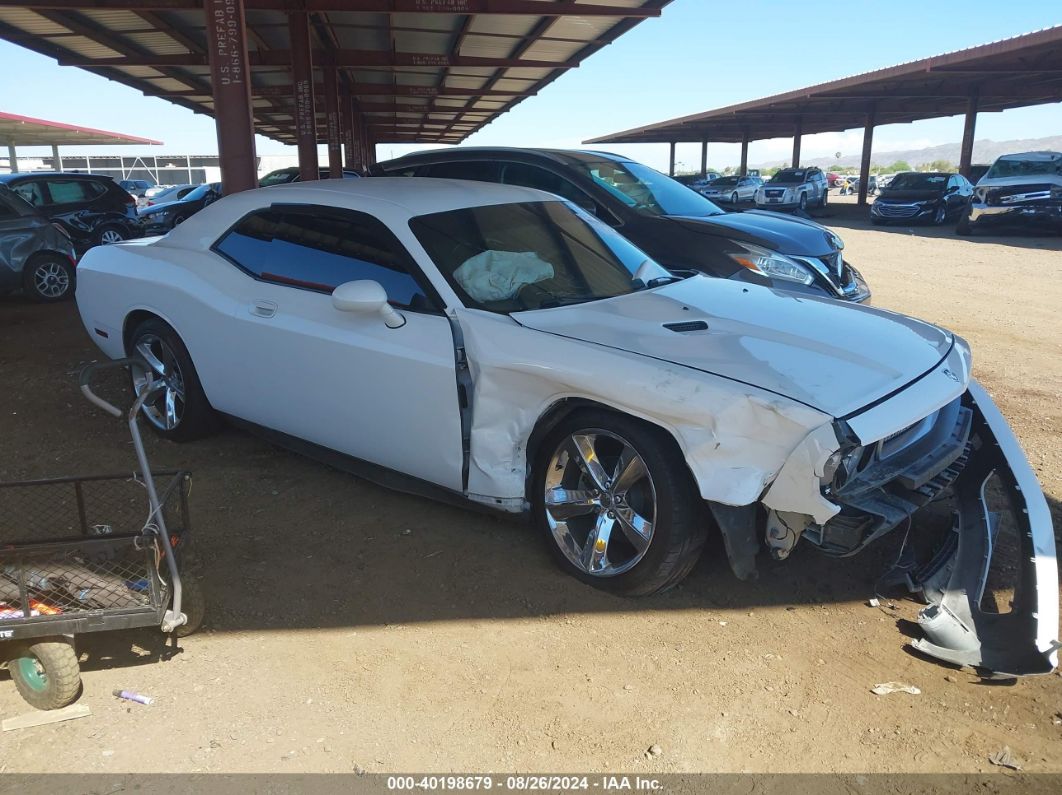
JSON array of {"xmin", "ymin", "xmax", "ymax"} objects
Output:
[{"xmin": 699, "ymin": 175, "xmax": 761, "ymax": 204}]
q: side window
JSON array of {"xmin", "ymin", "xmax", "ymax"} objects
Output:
[
  {"xmin": 213, "ymin": 208, "xmax": 436, "ymax": 311},
  {"xmin": 425, "ymin": 161, "xmax": 500, "ymax": 182},
  {"xmin": 0, "ymin": 195, "xmax": 16, "ymax": 219},
  {"xmin": 42, "ymin": 179, "xmax": 103, "ymax": 205},
  {"xmin": 12, "ymin": 181, "xmax": 45, "ymax": 207}
]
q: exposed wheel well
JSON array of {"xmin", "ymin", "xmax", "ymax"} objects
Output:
[
  {"xmin": 523, "ymin": 398, "xmax": 698, "ymax": 503},
  {"xmin": 123, "ymin": 309, "xmax": 163, "ymax": 354}
]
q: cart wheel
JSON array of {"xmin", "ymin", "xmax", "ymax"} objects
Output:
[
  {"xmin": 175, "ymin": 574, "xmax": 206, "ymax": 638},
  {"xmin": 7, "ymin": 638, "xmax": 81, "ymax": 710}
]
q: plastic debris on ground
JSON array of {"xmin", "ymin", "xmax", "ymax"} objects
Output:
[{"xmin": 870, "ymin": 682, "xmax": 921, "ymax": 696}]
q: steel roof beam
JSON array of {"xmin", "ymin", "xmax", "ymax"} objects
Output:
[
  {"xmin": 2, "ymin": 1, "xmax": 660, "ymax": 16},
  {"xmin": 59, "ymin": 50, "xmax": 577, "ymax": 68}
]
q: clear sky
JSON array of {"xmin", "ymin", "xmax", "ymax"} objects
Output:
[{"xmin": 1, "ymin": 0, "xmax": 1059, "ymax": 173}]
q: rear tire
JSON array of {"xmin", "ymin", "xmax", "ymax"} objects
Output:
[
  {"xmin": 95, "ymin": 225, "xmax": 127, "ymax": 246},
  {"xmin": 532, "ymin": 410, "xmax": 707, "ymax": 596},
  {"xmin": 7, "ymin": 638, "xmax": 81, "ymax": 710}
]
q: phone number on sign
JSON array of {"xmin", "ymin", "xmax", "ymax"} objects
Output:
[{"xmin": 387, "ymin": 776, "xmax": 593, "ymax": 791}]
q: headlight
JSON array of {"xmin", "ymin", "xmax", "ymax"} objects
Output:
[{"xmin": 727, "ymin": 242, "xmax": 814, "ymax": 285}]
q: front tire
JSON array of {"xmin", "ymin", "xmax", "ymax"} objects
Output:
[
  {"xmin": 956, "ymin": 210, "xmax": 973, "ymax": 236},
  {"xmin": 7, "ymin": 638, "xmax": 81, "ymax": 710},
  {"xmin": 933, "ymin": 204, "xmax": 947, "ymax": 225},
  {"xmin": 820, "ymin": 190, "xmax": 829, "ymax": 208},
  {"xmin": 798, "ymin": 193, "xmax": 808, "ymax": 211},
  {"xmin": 128, "ymin": 318, "xmax": 219, "ymax": 441},
  {"xmin": 24, "ymin": 255, "xmax": 75, "ymax": 302},
  {"xmin": 532, "ymin": 411, "xmax": 707, "ymax": 596}
]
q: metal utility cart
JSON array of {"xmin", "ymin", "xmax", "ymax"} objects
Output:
[{"xmin": 0, "ymin": 359, "xmax": 205, "ymax": 710}]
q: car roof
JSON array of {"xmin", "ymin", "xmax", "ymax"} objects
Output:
[
  {"xmin": 383, "ymin": 146, "xmax": 637, "ymax": 168},
  {"xmin": 160, "ymin": 177, "xmax": 562, "ymax": 249},
  {"xmin": 0, "ymin": 171, "xmax": 112, "ymax": 182}
]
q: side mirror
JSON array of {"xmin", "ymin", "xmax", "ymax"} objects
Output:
[{"xmin": 332, "ymin": 280, "xmax": 406, "ymax": 328}]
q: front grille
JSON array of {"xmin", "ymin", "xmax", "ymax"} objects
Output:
[
  {"xmin": 764, "ymin": 188, "xmax": 785, "ymax": 198},
  {"xmin": 874, "ymin": 202, "xmax": 922, "ymax": 218},
  {"xmin": 987, "ymin": 183, "xmax": 1057, "ymax": 205}
]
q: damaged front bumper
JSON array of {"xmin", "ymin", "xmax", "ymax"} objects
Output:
[
  {"xmin": 908, "ymin": 380, "xmax": 1059, "ymax": 676},
  {"xmin": 760, "ymin": 374, "xmax": 1059, "ymax": 676}
]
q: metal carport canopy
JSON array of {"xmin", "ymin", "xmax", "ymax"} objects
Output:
[
  {"xmin": 0, "ymin": 0, "xmax": 670, "ymax": 148},
  {"xmin": 584, "ymin": 25, "xmax": 1062, "ymax": 200}
]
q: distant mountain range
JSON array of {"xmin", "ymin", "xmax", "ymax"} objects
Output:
[{"xmin": 752, "ymin": 135, "xmax": 1062, "ymax": 170}]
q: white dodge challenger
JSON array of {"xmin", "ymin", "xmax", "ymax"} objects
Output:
[{"xmin": 75, "ymin": 178, "xmax": 1058, "ymax": 675}]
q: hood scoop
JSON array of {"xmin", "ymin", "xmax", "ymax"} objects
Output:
[{"xmin": 663, "ymin": 320, "xmax": 709, "ymax": 333}]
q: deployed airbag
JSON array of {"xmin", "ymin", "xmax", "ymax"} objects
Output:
[{"xmin": 454, "ymin": 250, "xmax": 554, "ymax": 303}]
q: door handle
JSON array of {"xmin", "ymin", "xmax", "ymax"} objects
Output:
[{"xmin": 250, "ymin": 300, "xmax": 277, "ymax": 318}]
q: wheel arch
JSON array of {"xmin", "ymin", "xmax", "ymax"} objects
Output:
[{"xmin": 522, "ymin": 397, "xmax": 699, "ymax": 505}]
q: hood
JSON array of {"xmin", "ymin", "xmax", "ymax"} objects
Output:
[
  {"xmin": 667, "ymin": 209, "xmax": 839, "ymax": 257},
  {"xmin": 976, "ymin": 173, "xmax": 1062, "ymax": 190},
  {"xmin": 512, "ymin": 276, "xmax": 953, "ymax": 418},
  {"xmin": 878, "ymin": 189, "xmax": 943, "ymax": 202}
]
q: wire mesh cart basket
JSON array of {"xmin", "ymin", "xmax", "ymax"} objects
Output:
[{"xmin": 0, "ymin": 359, "xmax": 205, "ymax": 709}]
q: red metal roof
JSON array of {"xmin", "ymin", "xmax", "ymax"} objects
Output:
[{"xmin": 0, "ymin": 111, "xmax": 163, "ymax": 146}]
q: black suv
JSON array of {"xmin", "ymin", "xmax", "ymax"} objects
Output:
[
  {"xmin": 0, "ymin": 172, "xmax": 142, "ymax": 253},
  {"xmin": 375, "ymin": 148, "xmax": 869, "ymax": 302}
]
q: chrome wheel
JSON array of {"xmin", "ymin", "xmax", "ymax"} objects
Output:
[
  {"xmin": 133, "ymin": 334, "xmax": 186, "ymax": 431},
  {"xmin": 100, "ymin": 228, "xmax": 124, "ymax": 244},
  {"xmin": 544, "ymin": 430, "xmax": 657, "ymax": 577},
  {"xmin": 31, "ymin": 260, "xmax": 70, "ymax": 299},
  {"xmin": 934, "ymin": 204, "xmax": 947, "ymax": 224}
]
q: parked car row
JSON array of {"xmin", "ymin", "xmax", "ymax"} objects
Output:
[
  {"xmin": 867, "ymin": 151, "xmax": 1061, "ymax": 235},
  {"xmin": 72, "ymin": 169, "xmax": 1058, "ymax": 676}
]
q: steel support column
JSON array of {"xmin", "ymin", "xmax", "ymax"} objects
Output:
[
  {"xmin": 6, "ymin": 144, "xmax": 16, "ymax": 174},
  {"xmin": 323, "ymin": 65, "xmax": 343, "ymax": 178},
  {"xmin": 668, "ymin": 142, "xmax": 676, "ymax": 176},
  {"xmin": 341, "ymin": 88, "xmax": 356, "ymax": 170},
  {"xmin": 857, "ymin": 107, "xmax": 876, "ymax": 207},
  {"xmin": 204, "ymin": 0, "xmax": 257, "ymax": 194},
  {"xmin": 959, "ymin": 93, "xmax": 979, "ymax": 178},
  {"xmin": 791, "ymin": 118, "xmax": 802, "ymax": 168},
  {"xmin": 739, "ymin": 130, "xmax": 749, "ymax": 176},
  {"xmin": 288, "ymin": 11, "xmax": 318, "ymax": 182},
  {"xmin": 700, "ymin": 140, "xmax": 708, "ymax": 178},
  {"xmin": 51, "ymin": 144, "xmax": 62, "ymax": 172}
]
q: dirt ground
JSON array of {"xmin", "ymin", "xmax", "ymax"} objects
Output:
[{"xmin": 0, "ymin": 196, "xmax": 1060, "ymax": 776}]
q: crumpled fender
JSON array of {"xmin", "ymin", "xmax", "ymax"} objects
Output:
[{"xmin": 455, "ymin": 308, "xmax": 832, "ymax": 511}]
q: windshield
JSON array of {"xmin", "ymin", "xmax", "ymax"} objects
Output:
[
  {"xmin": 184, "ymin": 184, "xmax": 216, "ymax": 201},
  {"xmin": 409, "ymin": 200, "xmax": 674, "ymax": 313},
  {"xmin": 710, "ymin": 176, "xmax": 739, "ymax": 186},
  {"xmin": 573, "ymin": 159, "xmax": 724, "ymax": 217},
  {"xmin": 887, "ymin": 173, "xmax": 947, "ymax": 191},
  {"xmin": 769, "ymin": 169, "xmax": 807, "ymax": 184},
  {"xmin": 259, "ymin": 169, "xmax": 298, "ymax": 187},
  {"xmin": 985, "ymin": 155, "xmax": 1062, "ymax": 180}
]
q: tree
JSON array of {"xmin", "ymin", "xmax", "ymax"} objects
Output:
[
  {"xmin": 887, "ymin": 160, "xmax": 912, "ymax": 172},
  {"xmin": 919, "ymin": 159, "xmax": 956, "ymax": 172}
]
